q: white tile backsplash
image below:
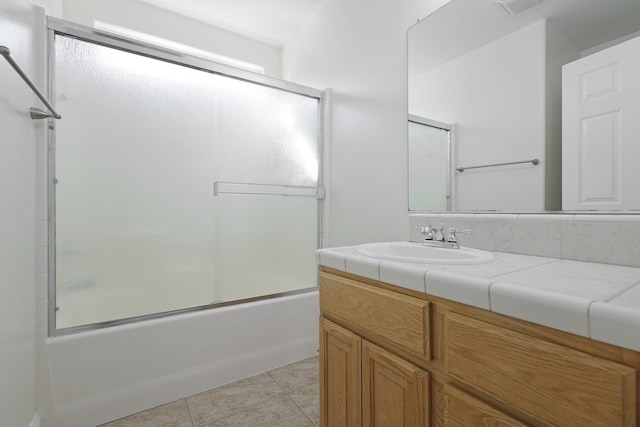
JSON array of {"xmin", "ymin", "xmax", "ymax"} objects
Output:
[
  {"xmin": 517, "ymin": 213, "xmax": 576, "ymax": 222},
  {"xmin": 496, "ymin": 219, "xmax": 563, "ymax": 258},
  {"xmin": 409, "ymin": 214, "xmax": 497, "ymax": 251},
  {"xmin": 562, "ymin": 221, "xmax": 640, "ymax": 267},
  {"xmin": 573, "ymin": 214, "xmax": 640, "ymax": 223},
  {"xmin": 410, "ymin": 213, "xmax": 640, "ymax": 267}
]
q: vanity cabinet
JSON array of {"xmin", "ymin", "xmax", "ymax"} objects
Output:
[
  {"xmin": 319, "ymin": 268, "xmax": 640, "ymax": 427},
  {"xmin": 320, "ymin": 318, "xmax": 362, "ymax": 426},
  {"xmin": 320, "ymin": 318, "xmax": 430, "ymax": 427}
]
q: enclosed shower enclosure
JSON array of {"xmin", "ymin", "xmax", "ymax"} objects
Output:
[
  {"xmin": 49, "ymin": 20, "xmax": 324, "ymax": 334},
  {"xmin": 408, "ymin": 115, "xmax": 451, "ymax": 211}
]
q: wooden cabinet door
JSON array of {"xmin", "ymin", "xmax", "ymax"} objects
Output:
[
  {"xmin": 362, "ymin": 340, "xmax": 430, "ymax": 427},
  {"xmin": 320, "ymin": 318, "xmax": 362, "ymax": 427},
  {"xmin": 444, "ymin": 385, "xmax": 528, "ymax": 427}
]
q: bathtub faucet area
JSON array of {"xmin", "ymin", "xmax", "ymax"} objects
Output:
[{"xmin": 415, "ymin": 223, "xmax": 472, "ymax": 249}]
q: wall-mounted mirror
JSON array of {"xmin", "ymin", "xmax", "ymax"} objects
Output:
[{"xmin": 408, "ymin": 0, "xmax": 640, "ymax": 212}]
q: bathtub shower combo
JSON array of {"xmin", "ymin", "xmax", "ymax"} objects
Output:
[{"xmin": 47, "ymin": 19, "xmax": 325, "ymax": 335}]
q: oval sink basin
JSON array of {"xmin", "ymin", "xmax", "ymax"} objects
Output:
[{"xmin": 355, "ymin": 241, "xmax": 496, "ymax": 265}]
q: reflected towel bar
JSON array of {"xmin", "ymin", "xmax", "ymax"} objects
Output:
[
  {"xmin": 456, "ymin": 158, "xmax": 539, "ymax": 172},
  {"xmin": 0, "ymin": 45, "xmax": 62, "ymax": 120}
]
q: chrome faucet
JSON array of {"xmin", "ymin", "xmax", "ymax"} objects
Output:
[
  {"xmin": 415, "ymin": 223, "xmax": 471, "ymax": 249},
  {"xmin": 415, "ymin": 224, "xmax": 435, "ymax": 241},
  {"xmin": 446, "ymin": 227, "xmax": 472, "ymax": 249}
]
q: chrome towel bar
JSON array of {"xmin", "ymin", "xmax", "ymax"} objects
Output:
[
  {"xmin": 214, "ymin": 182, "xmax": 326, "ymax": 198},
  {"xmin": 0, "ymin": 45, "xmax": 61, "ymax": 120},
  {"xmin": 456, "ymin": 158, "xmax": 539, "ymax": 173}
]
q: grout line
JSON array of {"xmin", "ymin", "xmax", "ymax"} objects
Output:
[
  {"xmin": 268, "ymin": 358, "xmax": 320, "ymax": 426},
  {"xmin": 487, "ymin": 258, "xmax": 561, "ymax": 280},
  {"xmin": 184, "ymin": 398, "xmax": 196, "ymax": 427},
  {"xmin": 487, "ymin": 280, "xmax": 496, "ymax": 311},
  {"xmin": 586, "ymin": 300, "xmax": 595, "ymax": 338},
  {"xmin": 268, "ymin": 370, "xmax": 318, "ymax": 426},
  {"xmin": 603, "ymin": 279, "xmax": 640, "ymax": 302}
]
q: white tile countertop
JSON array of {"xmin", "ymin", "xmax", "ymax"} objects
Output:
[{"xmin": 317, "ymin": 243, "xmax": 640, "ymax": 352}]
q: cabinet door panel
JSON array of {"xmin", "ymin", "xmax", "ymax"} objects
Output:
[
  {"xmin": 363, "ymin": 340, "xmax": 430, "ymax": 427},
  {"xmin": 320, "ymin": 318, "xmax": 361, "ymax": 427},
  {"xmin": 445, "ymin": 312, "xmax": 636, "ymax": 427},
  {"xmin": 444, "ymin": 385, "xmax": 528, "ymax": 427}
]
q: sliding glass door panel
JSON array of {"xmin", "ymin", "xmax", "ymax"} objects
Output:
[
  {"xmin": 54, "ymin": 36, "xmax": 218, "ymax": 328},
  {"xmin": 52, "ymin": 32, "xmax": 323, "ymax": 331},
  {"xmin": 213, "ymin": 195, "xmax": 318, "ymax": 303}
]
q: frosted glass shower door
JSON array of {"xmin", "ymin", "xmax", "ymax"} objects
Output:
[
  {"xmin": 52, "ymin": 33, "xmax": 323, "ymax": 331},
  {"xmin": 54, "ymin": 36, "xmax": 218, "ymax": 328},
  {"xmin": 212, "ymin": 75, "xmax": 320, "ymax": 302}
]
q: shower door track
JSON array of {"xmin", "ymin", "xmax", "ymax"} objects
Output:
[{"xmin": 46, "ymin": 18, "xmax": 323, "ymax": 99}]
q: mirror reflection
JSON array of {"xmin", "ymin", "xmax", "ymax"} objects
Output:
[
  {"xmin": 408, "ymin": 115, "xmax": 452, "ymax": 210},
  {"xmin": 408, "ymin": 0, "xmax": 640, "ymax": 212}
]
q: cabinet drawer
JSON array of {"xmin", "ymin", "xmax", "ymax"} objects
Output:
[
  {"xmin": 320, "ymin": 272, "xmax": 431, "ymax": 359},
  {"xmin": 445, "ymin": 312, "xmax": 636, "ymax": 427},
  {"xmin": 444, "ymin": 385, "xmax": 527, "ymax": 427}
]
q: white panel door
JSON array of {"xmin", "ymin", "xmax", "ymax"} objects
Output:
[{"xmin": 562, "ymin": 35, "xmax": 640, "ymax": 210}]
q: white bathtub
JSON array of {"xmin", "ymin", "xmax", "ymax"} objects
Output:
[{"xmin": 38, "ymin": 291, "xmax": 319, "ymax": 427}]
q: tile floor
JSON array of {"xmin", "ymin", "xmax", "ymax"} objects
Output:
[{"xmin": 100, "ymin": 355, "xmax": 319, "ymax": 427}]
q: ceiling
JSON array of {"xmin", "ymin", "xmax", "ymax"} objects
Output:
[
  {"xmin": 409, "ymin": 0, "xmax": 640, "ymax": 77},
  {"xmin": 137, "ymin": 0, "xmax": 326, "ymax": 46}
]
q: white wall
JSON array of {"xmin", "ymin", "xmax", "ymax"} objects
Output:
[
  {"xmin": 30, "ymin": 0, "xmax": 63, "ymax": 18},
  {"xmin": 0, "ymin": 3, "xmax": 43, "ymax": 426},
  {"xmin": 63, "ymin": 0, "xmax": 282, "ymax": 77},
  {"xmin": 545, "ymin": 23, "xmax": 580, "ymax": 209},
  {"xmin": 409, "ymin": 20, "xmax": 579, "ymax": 211},
  {"xmin": 410, "ymin": 20, "xmax": 548, "ymax": 211},
  {"xmin": 282, "ymin": 0, "xmax": 451, "ymax": 246}
]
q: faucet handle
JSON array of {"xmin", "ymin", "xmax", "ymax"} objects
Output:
[
  {"xmin": 447, "ymin": 227, "xmax": 472, "ymax": 243},
  {"xmin": 415, "ymin": 225, "xmax": 434, "ymax": 240},
  {"xmin": 430, "ymin": 223, "xmax": 447, "ymax": 242}
]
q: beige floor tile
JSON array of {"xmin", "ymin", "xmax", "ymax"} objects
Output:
[
  {"xmin": 203, "ymin": 395, "xmax": 314, "ymax": 427},
  {"xmin": 100, "ymin": 399, "xmax": 193, "ymax": 427},
  {"xmin": 186, "ymin": 372, "xmax": 287, "ymax": 426},
  {"xmin": 287, "ymin": 382, "xmax": 320, "ymax": 426},
  {"xmin": 100, "ymin": 357, "xmax": 320, "ymax": 427},
  {"xmin": 268, "ymin": 355, "xmax": 319, "ymax": 393}
]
